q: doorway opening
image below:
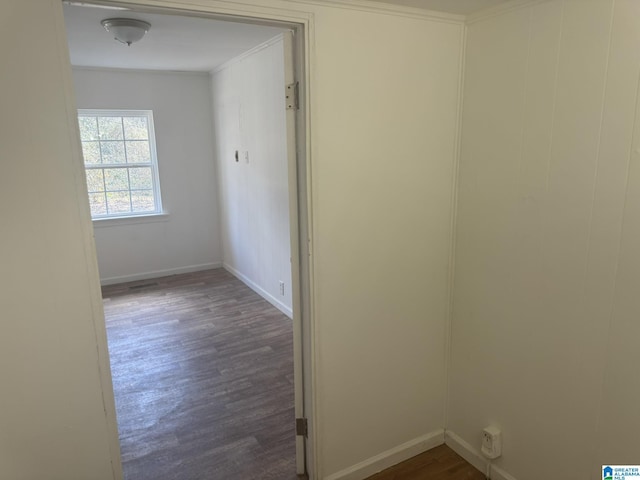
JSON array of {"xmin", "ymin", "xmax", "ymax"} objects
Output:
[{"xmin": 62, "ymin": 2, "xmax": 310, "ymax": 478}]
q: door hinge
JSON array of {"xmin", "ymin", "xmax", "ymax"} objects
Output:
[
  {"xmin": 296, "ymin": 417, "xmax": 308, "ymax": 437},
  {"xmin": 286, "ymin": 82, "xmax": 299, "ymax": 110}
]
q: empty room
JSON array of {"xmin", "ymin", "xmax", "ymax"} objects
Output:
[
  {"xmin": 2, "ymin": 1, "xmax": 640, "ymax": 480},
  {"xmin": 62, "ymin": 3, "xmax": 302, "ymax": 479}
]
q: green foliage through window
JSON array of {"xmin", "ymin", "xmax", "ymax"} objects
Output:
[{"xmin": 78, "ymin": 110, "xmax": 162, "ymax": 219}]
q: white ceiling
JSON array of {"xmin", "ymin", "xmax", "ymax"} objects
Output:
[
  {"xmin": 64, "ymin": 0, "xmax": 513, "ymax": 72},
  {"xmin": 366, "ymin": 0, "xmax": 514, "ymax": 15},
  {"xmin": 63, "ymin": 4, "xmax": 286, "ymax": 72}
]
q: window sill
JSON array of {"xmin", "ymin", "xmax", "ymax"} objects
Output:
[{"xmin": 92, "ymin": 212, "xmax": 169, "ymax": 228}]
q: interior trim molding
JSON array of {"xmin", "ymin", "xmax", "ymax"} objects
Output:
[
  {"xmin": 65, "ymin": 1, "xmax": 317, "ymax": 477},
  {"xmin": 223, "ymin": 263, "xmax": 294, "ymax": 318},
  {"xmin": 287, "ymin": 0, "xmax": 464, "ymax": 24},
  {"xmin": 72, "ymin": 65, "xmax": 210, "ymax": 76},
  {"xmin": 445, "ymin": 430, "xmax": 518, "ymax": 480},
  {"xmin": 100, "ymin": 262, "xmax": 222, "ymax": 285},
  {"xmin": 324, "ymin": 429, "xmax": 445, "ymax": 480},
  {"xmin": 444, "ymin": 430, "xmax": 486, "ymax": 472},
  {"xmin": 211, "ymin": 32, "xmax": 285, "ymax": 74},
  {"xmin": 466, "ymin": 0, "xmax": 551, "ymax": 25}
]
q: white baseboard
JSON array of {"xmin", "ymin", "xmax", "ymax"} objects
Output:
[
  {"xmin": 493, "ymin": 467, "xmax": 518, "ymax": 480},
  {"xmin": 445, "ymin": 430, "xmax": 517, "ymax": 480},
  {"xmin": 491, "ymin": 464, "xmax": 518, "ymax": 480},
  {"xmin": 324, "ymin": 430, "xmax": 445, "ymax": 480},
  {"xmin": 100, "ymin": 262, "xmax": 222, "ymax": 286},
  {"xmin": 444, "ymin": 430, "xmax": 487, "ymax": 472},
  {"xmin": 223, "ymin": 263, "xmax": 293, "ymax": 318}
]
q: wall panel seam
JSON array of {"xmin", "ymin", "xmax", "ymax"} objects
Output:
[
  {"xmin": 516, "ymin": 7, "xmax": 534, "ymax": 180},
  {"xmin": 581, "ymin": 0, "xmax": 616, "ymax": 287},
  {"xmin": 544, "ymin": 0, "xmax": 565, "ymax": 191},
  {"xmin": 443, "ymin": 22, "xmax": 467, "ymax": 430},
  {"xmin": 591, "ymin": 0, "xmax": 640, "ymax": 465}
]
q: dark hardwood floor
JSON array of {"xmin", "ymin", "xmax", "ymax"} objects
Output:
[
  {"xmin": 102, "ymin": 268, "xmax": 300, "ymax": 480},
  {"xmin": 364, "ymin": 445, "xmax": 486, "ymax": 480},
  {"xmin": 102, "ymin": 269, "xmax": 484, "ymax": 480}
]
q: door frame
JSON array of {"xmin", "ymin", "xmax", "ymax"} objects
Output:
[{"xmin": 56, "ymin": 0, "xmax": 316, "ymax": 478}]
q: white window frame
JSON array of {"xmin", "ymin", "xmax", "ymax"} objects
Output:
[{"xmin": 77, "ymin": 109, "xmax": 164, "ymax": 220}]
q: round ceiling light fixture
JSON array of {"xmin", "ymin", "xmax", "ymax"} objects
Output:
[{"xmin": 101, "ymin": 18, "xmax": 151, "ymax": 46}]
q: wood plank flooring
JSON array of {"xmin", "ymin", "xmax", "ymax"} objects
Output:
[
  {"xmin": 364, "ymin": 445, "xmax": 486, "ymax": 480},
  {"xmin": 102, "ymin": 269, "xmax": 300, "ymax": 480},
  {"xmin": 103, "ymin": 269, "xmax": 485, "ymax": 480}
]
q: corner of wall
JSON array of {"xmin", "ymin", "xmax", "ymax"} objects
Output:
[
  {"xmin": 324, "ymin": 430, "xmax": 445, "ymax": 480},
  {"xmin": 445, "ymin": 431, "xmax": 517, "ymax": 480},
  {"xmin": 210, "ymin": 35, "xmax": 293, "ymax": 314},
  {"xmin": 443, "ymin": 15, "xmax": 468, "ymax": 431}
]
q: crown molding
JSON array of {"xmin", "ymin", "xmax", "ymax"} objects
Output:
[
  {"xmin": 71, "ymin": 65, "xmax": 212, "ymax": 75},
  {"xmin": 286, "ymin": 0, "xmax": 464, "ymax": 24},
  {"xmin": 466, "ymin": 0, "xmax": 551, "ymax": 24},
  {"xmin": 211, "ymin": 32, "xmax": 285, "ymax": 74}
]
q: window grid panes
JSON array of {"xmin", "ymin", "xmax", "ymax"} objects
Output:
[{"xmin": 78, "ymin": 110, "xmax": 162, "ymax": 219}]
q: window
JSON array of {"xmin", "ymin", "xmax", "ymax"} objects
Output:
[{"xmin": 77, "ymin": 109, "xmax": 163, "ymax": 219}]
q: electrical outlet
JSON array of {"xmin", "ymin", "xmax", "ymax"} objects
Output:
[
  {"xmin": 279, "ymin": 281, "xmax": 285, "ymax": 296},
  {"xmin": 481, "ymin": 426, "xmax": 502, "ymax": 459}
]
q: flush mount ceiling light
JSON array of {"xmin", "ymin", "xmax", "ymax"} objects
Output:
[{"xmin": 101, "ymin": 18, "xmax": 151, "ymax": 46}]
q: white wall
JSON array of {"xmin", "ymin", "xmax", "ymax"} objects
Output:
[
  {"xmin": 5, "ymin": 0, "xmax": 463, "ymax": 479},
  {"xmin": 211, "ymin": 36, "xmax": 293, "ymax": 317},
  {"xmin": 311, "ymin": 7, "xmax": 462, "ymax": 478},
  {"xmin": 449, "ymin": 1, "xmax": 640, "ymax": 478},
  {"xmin": 0, "ymin": 1, "xmax": 119, "ymax": 478},
  {"xmin": 72, "ymin": 68, "xmax": 222, "ymax": 284},
  {"xmin": 590, "ymin": 0, "xmax": 640, "ymax": 470},
  {"xmin": 211, "ymin": 12, "xmax": 464, "ymax": 475}
]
